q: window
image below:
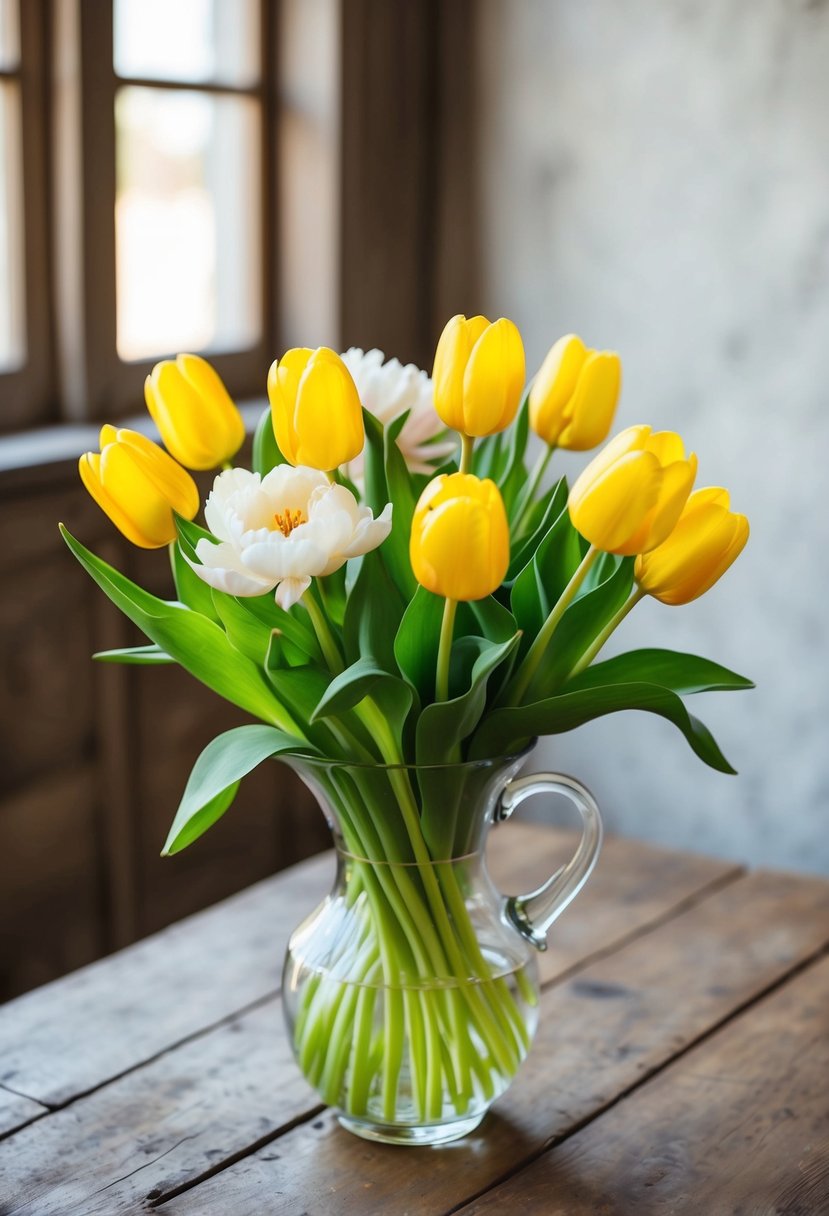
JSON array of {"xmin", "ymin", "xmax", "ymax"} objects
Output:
[
  {"xmin": 0, "ymin": 0, "xmax": 278, "ymax": 431},
  {"xmin": 58, "ymin": 0, "xmax": 277, "ymax": 420},
  {"xmin": 0, "ymin": 0, "xmax": 51, "ymax": 430}
]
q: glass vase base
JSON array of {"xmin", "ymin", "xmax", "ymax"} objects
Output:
[{"xmin": 337, "ymin": 1110, "xmax": 486, "ymax": 1146}]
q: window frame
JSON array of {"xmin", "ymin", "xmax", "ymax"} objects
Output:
[
  {"xmin": 54, "ymin": 0, "xmax": 279, "ymax": 423},
  {"xmin": 0, "ymin": 0, "xmax": 53, "ymax": 432}
]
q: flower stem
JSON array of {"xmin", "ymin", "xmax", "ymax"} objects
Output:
[
  {"xmin": 436, "ymin": 598, "xmax": 458, "ymax": 702},
  {"xmin": 568, "ymin": 585, "xmax": 646, "ymax": 679},
  {"xmin": 303, "ymin": 584, "xmax": 344, "ymax": 674},
  {"xmin": 504, "ymin": 545, "xmax": 601, "ymax": 705},
  {"xmin": 512, "ymin": 444, "xmax": 554, "ymax": 533},
  {"xmin": 459, "ymin": 433, "xmax": 475, "ymax": 474}
]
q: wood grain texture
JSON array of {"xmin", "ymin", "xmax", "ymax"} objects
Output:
[
  {"xmin": 153, "ymin": 870, "xmax": 826, "ymax": 1216},
  {"xmin": 0, "ymin": 1088, "xmax": 47, "ymax": 1139},
  {"xmin": 157, "ymin": 870, "xmax": 829, "ymax": 1216},
  {"xmin": 459, "ymin": 953, "xmax": 829, "ymax": 1215},
  {"xmin": 0, "ymin": 827, "xmax": 735, "ymax": 1212},
  {"xmin": 0, "ymin": 851, "xmax": 333, "ymax": 1108}
]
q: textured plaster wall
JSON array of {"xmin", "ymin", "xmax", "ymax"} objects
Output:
[{"xmin": 478, "ymin": 0, "xmax": 829, "ymax": 871}]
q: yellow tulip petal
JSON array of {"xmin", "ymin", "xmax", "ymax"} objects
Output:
[
  {"xmin": 117, "ymin": 428, "xmax": 200, "ymax": 519},
  {"xmin": 462, "ymin": 318, "xmax": 526, "ymax": 437},
  {"xmin": 294, "ymin": 351, "xmax": 364, "ymax": 469},
  {"xmin": 177, "ymin": 353, "xmax": 245, "ymax": 463},
  {"xmin": 570, "ymin": 451, "xmax": 662, "ymax": 554},
  {"xmin": 558, "ymin": 351, "xmax": 621, "ymax": 451},
  {"xmin": 410, "ymin": 471, "xmax": 508, "ymax": 600},
  {"xmin": 432, "ymin": 315, "xmax": 474, "ymax": 432},
  {"xmin": 529, "ymin": 334, "xmax": 587, "ymax": 446},
  {"xmin": 636, "ymin": 505, "xmax": 749, "ymax": 604},
  {"xmin": 631, "ymin": 453, "xmax": 698, "ymax": 553}
]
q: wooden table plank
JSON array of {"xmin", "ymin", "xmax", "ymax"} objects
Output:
[
  {"xmin": 0, "ymin": 831, "xmax": 739, "ymax": 1214},
  {"xmin": 0, "ymin": 851, "xmax": 333, "ymax": 1109},
  {"xmin": 0, "ymin": 825, "xmax": 735, "ymax": 1114},
  {"xmin": 459, "ymin": 953, "xmax": 829, "ymax": 1214},
  {"xmin": 153, "ymin": 870, "xmax": 829, "ymax": 1216},
  {"xmin": 0, "ymin": 1087, "xmax": 47, "ymax": 1138}
]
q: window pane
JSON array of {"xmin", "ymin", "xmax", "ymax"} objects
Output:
[
  {"xmin": 115, "ymin": 86, "xmax": 262, "ymax": 362},
  {"xmin": 114, "ymin": 0, "xmax": 260, "ymax": 87},
  {"xmin": 0, "ymin": 0, "xmax": 19, "ymax": 71},
  {"xmin": 0, "ymin": 81, "xmax": 25, "ymax": 370}
]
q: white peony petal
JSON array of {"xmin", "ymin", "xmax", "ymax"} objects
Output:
[
  {"xmin": 241, "ymin": 535, "xmax": 328, "ymax": 581},
  {"xmin": 187, "ymin": 539, "xmax": 275, "ymax": 597},
  {"xmin": 274, "ymin": 575, "xmax": 312, "ymax": 610}
]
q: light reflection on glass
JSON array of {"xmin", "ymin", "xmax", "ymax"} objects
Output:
[
  {"xmin": 115, "ymin": 86, "xmax": 261, "ymax": 362},
  {"xmin": 0, "ymin": 81, "xmax": 25, "ymax": 371},
  {"xmin": 113, "ymin": 0, "xmax": 260, "ymax": 87}
]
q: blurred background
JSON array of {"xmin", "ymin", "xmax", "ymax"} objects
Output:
[{"xmin": 1, "ymin": 0, "xmax": 826, "ymax": 999}]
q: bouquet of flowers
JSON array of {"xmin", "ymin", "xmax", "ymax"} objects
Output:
[{"xmin": 63, "ymin": 316, "xmax": 751, "ymax": 1139}]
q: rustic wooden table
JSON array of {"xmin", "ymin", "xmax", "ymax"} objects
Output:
[{"xmin": 1, "ymin": 821, "xmax": 828, "ymax": 1215}]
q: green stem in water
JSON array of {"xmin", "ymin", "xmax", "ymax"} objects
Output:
[
  {"xmin": 435, "ymin": 598, "xmax": 458, "ymax": 703},
  {"xmin": 568, "ymin": 585, "xmax": 646, "ymax": 679},
  {"xmin": 459, "ymin": 433, "xmax": 475, "ymax": 474},
  {"xmin": 303, "ymin": 584, "xmax": 344, "ymax": 674},
  {"xmin": 505, "ymin": 545, "xmax": 601, "ymax": 705}
]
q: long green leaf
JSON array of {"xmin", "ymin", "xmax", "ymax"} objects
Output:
[
  {"xmin": 162, "ymin": 725, "xmax": 307, "ymax": 854},
  {"xmin": 93, "ymin": 644, "xmax": 173, "ymax": 664},
  {"xmin": 394, "ymin": 585, "xmax": 444, "ymax": 704},
  {"xmin": 382, "ymin": 411, "xmax": 418, "ymax": 600},
  {"xmin": 510, "ymin": 497, "xmax": 584, "ymax": 656},
  {"xmin": 61, "ymin": 526, "xmax": 295, "ymax": 729},
  {"xmin": 528, "ymin": 555, "xmax": 635, "ymax": 697},
  {"xmin": 417, "ymin": 634, "xmax": 521, "ymax": 765},
  {"xmin": 252, "ymin": 406, "xmax": 285, "ymax": 476},
  {"xmin": 212, "ymin": 592, "xmax": 273, "ymax": 665},
  {"xmin": 343, "ymin": 547, "xmax": 405, "ymax": 670},
  {"xmin": 312, "ymin": 657, "xmax": 412, "ymax": 723},
  {"xmin": 470, "ymin": 681, "xmax": 737, "ymax": 773},
  {"xmin": 567, "ymin": 650, "xmax": 755, "ymax": 696}
]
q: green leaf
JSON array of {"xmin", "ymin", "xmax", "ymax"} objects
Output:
[
  {"xmin": 313, "ymin": 656, "xmax": 411, "ymax": 721},
  {"xmin": 236, "ymin": 593, "xmax": 322, "ymax": 662},
  {"xmin": 211, "ymin": 592, "xmax": 273, "ymax": 665},
  {"xmin": 343, "ymin": 547, "xmax": 405, "ymax": 670},
  {"xmin": 459, "ymin": 594, "xmax": 518, "ymax": 645},
  {"xmin": 510, "ymin": 498, "xmax": 585, "ymax": 657},
  {"xmin": 470, "ymin": 681, "xmax": 737, "ymax": 773},
  {"xmin": 93, "ymin": 644, "xmax": 174, "ymax": 664},
  {"xmin": 361, "ymin": 409, "xmax": 388, "ymax": 516},
  {"xmin": 61, "ymin": 526, "xmax": 295, "ymax": 729},
  {"xmin": 393, "ymin": 585, "xmax": 444, "ymax": 704},
  {"xmin": 382, "ymin": 412, "xmax": 418, "ymax": 600},
  {"xmin": 498, "ymin": 394, "xmax": 531, "ymax": 513},
  {"xmin": 162, "ymin": 725, "xmax": 307, "ymax": 854},
  {"xmin": 171, "ymin": 521, "xmax": 223, "ymax": 623},
  {"xmin": 252, "ymin": 406, "xmax": 285, "ymax": 476},
  {"xmin": 417, "ymin": 633, "xmax": 521, "ymax": 765},
  {"xmin": 507, "ymin": 476, "xmax": 569, "ymax": 580},
  {"xmin": 528, "ymin": 555, "xmax": 635, "ymax": 698},
  {"xmin": 567, "ymin": 650, "xmax": 755, "ymax": 696}
]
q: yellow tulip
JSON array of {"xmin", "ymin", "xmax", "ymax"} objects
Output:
[
  {"xmin": 144, "ymin": 354, "xmax": 245, "ymax": 470},
  {"xmin": 79, "ymin": 426, "xmax": 199, "ymax": 549},
  {"xmin": 634, "ymin": 487, "xmax": 749, "ymax": 605},
  {"xmin": 410, "ymin": 472, "xmax": 509, "ymax": 601},
  {"xmin": 529, "ymin": 334, "xmax": 621, "ymax": 450},
  {"xmin": 268, "ymin": 347, "xmax": 364, "ymax": 470},
  {"xmin": 432, "ymin": 314, "xmax": 526, "ymax": 438},
  {"xmin": 569, "ymin": 425, "xmax": 697, "ymax": 556}
]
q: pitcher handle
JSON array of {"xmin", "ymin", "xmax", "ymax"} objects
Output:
[{"xmin": 496, "ymin": 772, "xmax": 603, "ymax": 951}]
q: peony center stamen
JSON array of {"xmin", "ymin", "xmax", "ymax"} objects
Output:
[{"xmin": 273, "ymin": 507, "xmax": 306, "ymax": 537}]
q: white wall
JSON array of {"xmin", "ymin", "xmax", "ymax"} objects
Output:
[{"xmin": 478, "ymin": 0, "xmax": 829, "ymax": 871}]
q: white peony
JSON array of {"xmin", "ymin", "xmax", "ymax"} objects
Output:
[
  {"xmin": 188, "ymin": 465, "xmax": 392, "ymax": 610},
  {"xmin": 340, "ymin": 348, "xmax": 457, "ymax": 478}
]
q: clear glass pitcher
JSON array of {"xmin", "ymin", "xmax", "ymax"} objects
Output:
[{"xmin": 281, "ymin": 748, "xmax": 602, "ymax": 1145}]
